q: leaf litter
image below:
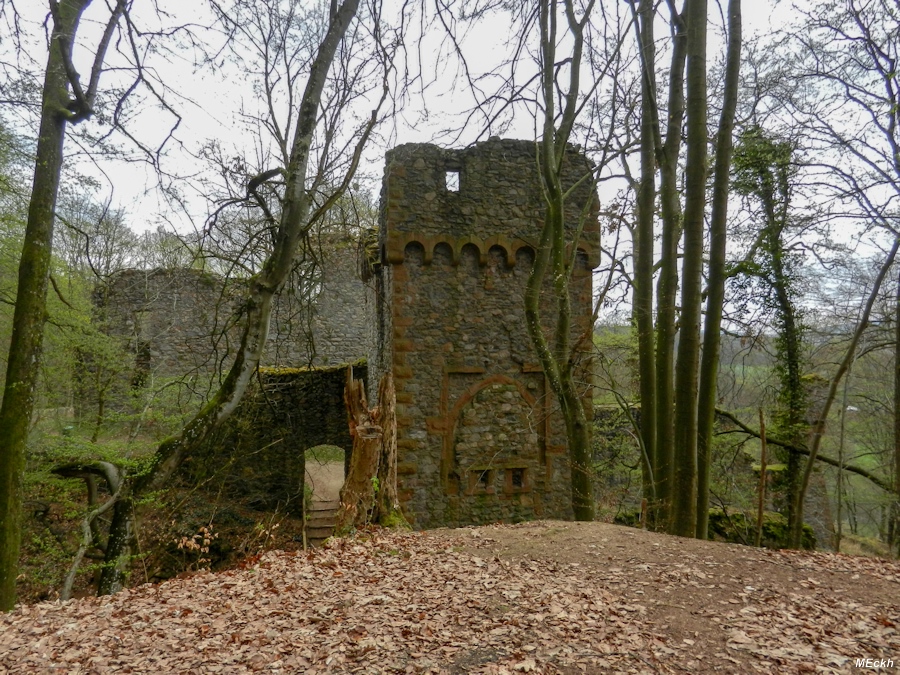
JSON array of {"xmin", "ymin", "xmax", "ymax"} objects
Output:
[{"xmin": 1, "ymin": 522, "xmax": 898, "ymax": 674}]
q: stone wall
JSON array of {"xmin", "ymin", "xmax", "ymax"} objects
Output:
[
  {"xmin": 80, "ymin": 241, "xmax": 371, "ymax": 421},
  {"xmin": 190, "ymin": 364, "xmax": 366, "ymax": 516},
  {"xmin": 92, "ymin": 267, "xmax": 237, "ymax": 379},
  {"xmin": 76, "ymin": 268, "xmax": 240, "ymax": 423},
  {"xmin": 264, "ymin": 240, "xmax": 371, "ymax": 367},
  {"xmin": 375, "ymin": 138, "xmax": 599, "ymax": 529}
]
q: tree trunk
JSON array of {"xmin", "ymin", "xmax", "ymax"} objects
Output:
[
  {"xmin": 97, "ymin": 0, "xmax": 363, "ymax": 594},
  {"xmin": 755, "ymin": 409, "xmax": 767, "ymax": 548},
  {"xmin": 373, "ymin": 374, "xmax": 403, "ymax": 525},
  {"xmin": 894, "ymin": 263, "xmax": 900, "ymax": 557},
  {"xmin": 336, "ymin": 372, "xmax": 383, "ymax": 534},
  {"xmin": 696, "ymin": 0, "xmax": 741, "ymax": 539},
  {"xmin": 653, "ymin": 2, "xmax": 687, "ymax": 529},
  {"xmin": 732, "ymin": 126, "xmax": 807, "ymax": 540},
  {"xmin": 97, "ymin": 494, "xmax": 135, "ymax": 594},
  {"xmin": 769, "ymin": 222, "xmax": 806, "ymax": 535},
  {"xmin": 0, "ymin": 0, "xmax": 91, "ymax": 612},
  {"xmin": 633, "ymin": 0, "xmax": 658, "ymax": 506},
  {"xmin": 335, "ymin": 372, "xmax": 405, "ymax": 534},
  {"xmin": 51, "ymin": 461, "xmax": 122, "ymax": 598},
  {"xmin": 672, "ymin": 0, "xmax": 707, "ymax": 537},
  {"xmin": 525, "ymin": 0, "xmax": 595, "ymax": 521}
]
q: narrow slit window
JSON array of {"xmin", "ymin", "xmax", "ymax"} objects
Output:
[
  {"xmin": 472, "ymin": 469, "xmax": 491, "ymax": 492},
  {"xmin": 445, "ymin": 170, "xmax": 460, "ymax": 192},
  {"xmin": 511, "ymin": 468, "xmax": 525, "ymax": 489}
]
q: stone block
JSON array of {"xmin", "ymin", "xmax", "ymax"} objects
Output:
[
  {"xmin": 394, "ymin": 338, "xmax": 415, "ymax": 352},
  {"xmin": 425, "ymin": 417, "xmax": 448, "ymax": 434}
]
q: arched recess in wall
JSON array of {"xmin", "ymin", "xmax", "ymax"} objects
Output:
[
  {"xmin": 515, "ymin": 245, "xmax": 536, "ymax": 270},
  {"xmin": 487, "ymin": 243, "xmax": 513, "ymax": 269},
  {"xmin": 484, "ymin": 235, "xmax": 516, "ymax": 268},
  {"xmin": 457, "ymin": 241, "xmax": 482, "ymax": 271},
  {"xmin": 432, "ymin": 241, "xmax": 454, "ymax": 266},
  {"xmin": 441, "ymin": 374, "xmax": 543, "ymax": 496},
  {"xmin": 403, "ymin": 240, "xmax": 425, "ymax": 259}
]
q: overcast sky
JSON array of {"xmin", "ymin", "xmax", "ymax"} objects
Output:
[{"xmin": 4, "ymin": 0, "xmax": 794, "ymax": 235}]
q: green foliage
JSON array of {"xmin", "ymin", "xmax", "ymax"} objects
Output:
[
  {"xmin": 732, "ymin": 125, "xmax": 795, "ymax": 199},
  {"xmin": 707, "ymin": 507, "xmax": 816, "ymax": 550},
  {"xmin": 306, "ymin": 444, "xmax": 345, "ymax": 463},
  {"xmin": 29, "ymin": 428, "xmax": 150, "ymax": 472},
  {"xmin": 592, "ymin": 327, "xmax": 637, "ymax": 406},
  {"xmin": 593, "ymin": 406, "xmax": 643, "ymax": 521}
]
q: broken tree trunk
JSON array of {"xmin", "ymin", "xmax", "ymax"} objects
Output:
[
  {"xmin": 373, "ymin": 374, "xmax": 403, "ymax": 526},
  {"xmin": 335, "ymin": 371, "xmax": 406, "ymax": 535}
]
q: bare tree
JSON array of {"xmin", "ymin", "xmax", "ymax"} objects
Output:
[
  {"xmin": 0, "ymin": 0, "xmax": 127, "ymax": 612},
  {"xmin": 94, "ymin": 0, "xmax": 396, "ymax": 594},
  {"xmin": 779, "ymin": 0, "xmax": 900, "ymax": 548}
]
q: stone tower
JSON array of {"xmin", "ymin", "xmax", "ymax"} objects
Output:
[{"xmin": 371, "ymin": 138, "xmax": 600, "ymax": 528}]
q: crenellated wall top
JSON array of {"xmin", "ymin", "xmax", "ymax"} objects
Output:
[{"xmin": 379, "ymin": 138, "xmax": 601, "ymax": 269}]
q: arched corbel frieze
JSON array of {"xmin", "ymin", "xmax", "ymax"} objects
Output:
[{"xmin": 384, "ymin": 231, "xmax": 599, "ymax": 270}]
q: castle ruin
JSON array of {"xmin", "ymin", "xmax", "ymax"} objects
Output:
[
  {"xmin": 369, "ymin": 139, "xmax": 599, "ymax": 527},
  {"xmin": 87, "ymin": 138, "xmax": 600, "ymax": 529}
]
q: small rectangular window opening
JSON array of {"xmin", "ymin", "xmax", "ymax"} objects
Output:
[
  {"xmin": 445, "ymin": 170, "xmax": 460, "ymax": 192},
  {"xmin": 476, "ymin": 469, "xmax": 490, "ymax": 489},
  {"xmin": 511, "ymin": 468, "xmax": 525, "ymax": 489}
]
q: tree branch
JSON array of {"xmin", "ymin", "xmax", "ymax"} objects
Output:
[{"xmin": 714, "ymin": 408, "xmax": 892, "ymax": 492}]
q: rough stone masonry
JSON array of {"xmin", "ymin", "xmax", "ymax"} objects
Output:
[
  {"xmin": 86, "ymin": 138, "xmax": 600, "ymax": 530},
  {"xmin": 368, "ymin": 138, "xmax": 600, "ymax": 528}
]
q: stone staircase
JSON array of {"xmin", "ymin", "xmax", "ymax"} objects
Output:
[{"xmin": 305, "ymin": 499, "xmax": 340, "ymax": 548}]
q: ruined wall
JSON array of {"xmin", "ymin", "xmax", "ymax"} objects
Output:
[
  {"xmin": 375, "ymin": 138, "xmax": 599, "ymax": 529},
  {"xmin": 80, "ymin": 242, "xmax": 371, "ymax": 422},
  {"xmin": 264, "ymin": 240, "xmax": 371, "ymax": 367},
  {"xmin": 190, "ymin": 364, "xmax": 366, "ymax": 515},
  {"xmin": 76, "ymin": 268, "xmax": 240, "ymax": 424},
  {"xmin": 92, "ymin": 268, "xmax": 237, "ymax": 379}
]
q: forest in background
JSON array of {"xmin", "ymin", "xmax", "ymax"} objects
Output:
[{"xmin": 1, "ymin": 0, "xmax": 900, "ymax": 609}]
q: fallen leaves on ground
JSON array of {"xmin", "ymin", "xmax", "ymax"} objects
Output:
[{"xmin": 1, "ymin": 523, "xmax": 898, "ymax": 674}]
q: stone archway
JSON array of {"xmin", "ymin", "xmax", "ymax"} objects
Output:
[{"xmin": 444, "ymin": 377, "xmax": 545, "ymax": 525}]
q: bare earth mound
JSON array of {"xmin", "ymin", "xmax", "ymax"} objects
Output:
[{"xmin": 1, "ymin": 521, "xmax": 898, "ymax": 674}]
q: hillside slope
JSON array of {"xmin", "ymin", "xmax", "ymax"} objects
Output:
[{"xmin": 2, "ymin": 521, "xmax": 898, "ymax": 674}]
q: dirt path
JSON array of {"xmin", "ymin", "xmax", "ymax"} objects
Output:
[
  {"xmin": 2, "ymin": 522, "xmax": 898, "ymax": 673},
  {"xmin": 305, "ymin": 460, "xmax": 344, "ymax": 502}
]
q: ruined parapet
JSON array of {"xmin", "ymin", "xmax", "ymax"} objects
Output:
[
  {"xmin": 78, "ymin": 240, "xmax": 371, "ymax": 423},
  {"xmin": 265, "ymin": 237, "xmax": 371, "ymax": 368},
  {"xmin": 373, "ymin": 138, "xmax": 600, "ymax": 529}
]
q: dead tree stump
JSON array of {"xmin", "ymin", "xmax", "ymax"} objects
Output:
[{"xmin": 335, "ymin": 370, "xmax": 406, "ymax": 535}]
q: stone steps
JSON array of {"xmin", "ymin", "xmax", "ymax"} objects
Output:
[{"xmin": 306, "ymin": 499, "xmax": 340, "ymax": 547}]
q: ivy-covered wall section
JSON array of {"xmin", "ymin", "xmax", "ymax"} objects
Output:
[{"xmin": 187, "ymin": 363, "xmax": 366, "ymax": 516}]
